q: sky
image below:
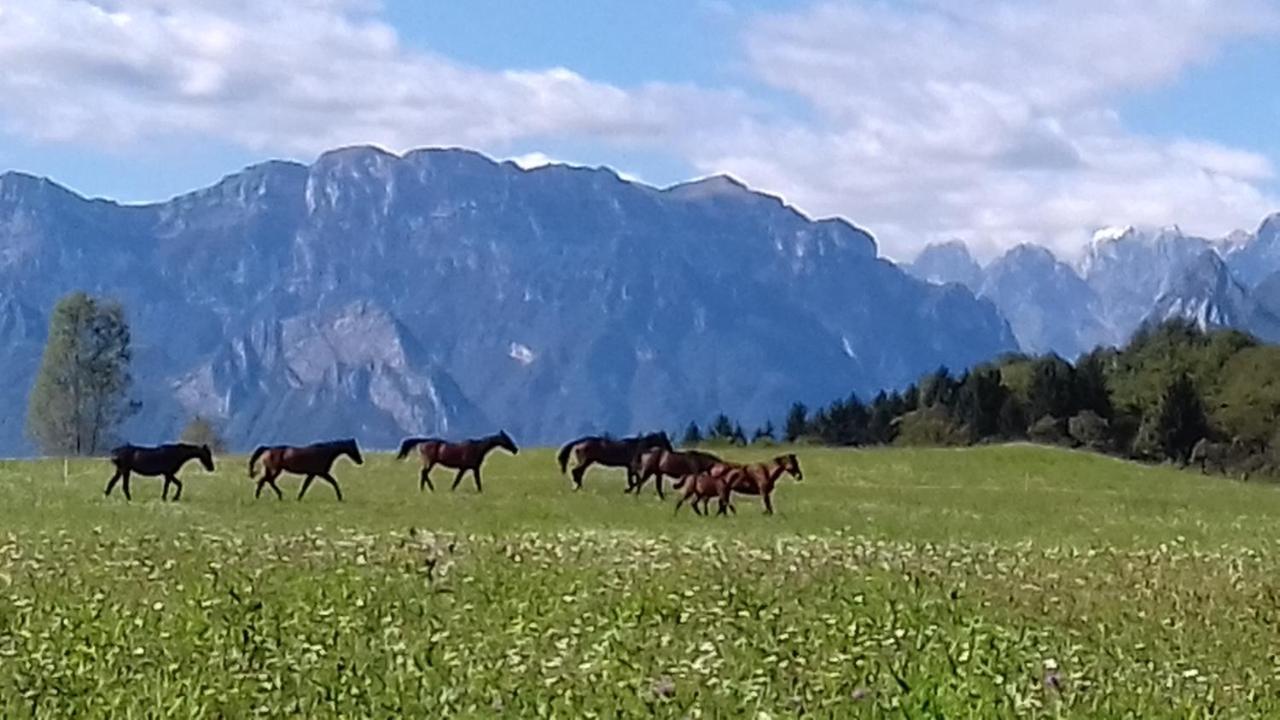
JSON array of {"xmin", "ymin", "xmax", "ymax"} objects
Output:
[{"xmin": 1, "ymin": 0, "xmax": 1278, "ymax": 261}]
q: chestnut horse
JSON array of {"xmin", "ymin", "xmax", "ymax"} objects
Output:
[
  {"xmin": 247, "ymin": 439, "xmax": 363, "ymax": 501},
  {"xmin": 396, "ymin": 431, "xmax": 519, "ymax": 493},
  {"xmin": 106, "ymin": 443, "xmax": 215, "ymax": 501},
  {"xmin": 673, "ymin": 471, "xmax": 737, "ymax": 516},
  {"xmin": 628, "ymin": 448, "xmax": 723, "ymax": 499},
  {"xmin": 714, "ymin": 453, "xmax": 803, "ymax": 515},
  {"xmin": 556, "ymin": 432, "xmax": 672, "ymax": 491}
]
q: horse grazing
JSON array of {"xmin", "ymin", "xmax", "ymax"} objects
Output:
[
  {"xmin": 556, "ymin": 432, "xmax": 673, "ymax": 490},
  {"xmin": 248, "ymin": 439, "xmax": 363, "ymax": 501},
  {"xmin": 106, "ymin": 443, "xmax": 215, "ymax": 501},
  {"xmin": 629, "ymin": 448, "xmax": 723, "ymax": 499},
  {"xmin": 673, "ymin": 471, "xmax": 737, "ymax": 516},
  {"xmin": 396, "ymin": 431, "xmax": 519, "ymax": 493},
  {"xmin": 714, "ymin": 453, "xmax": 803, "ymax": 515}
]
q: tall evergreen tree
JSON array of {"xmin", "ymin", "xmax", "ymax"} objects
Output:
[
  {"xmin": 955, "ymin": 366, "xmax": 1007, "ymax": 440},
  {"xmin": 1073, "ymin": 350, "xmax": 1114, "ymax": 418},
  {"xmin": 1154, "ymin": 372, "xmax": 1209, "ymax": 463},
  {"xmin": 1026, "ymin": 354, "xmax": 1076, "ymax": 420},
  {"xmin": 783, "ymin": 402, "xmax": 809, "ymax": 442},
  {"xmin": 26, "ymin": 292, "xmax": 136, "ymax": 456},
  {"xmin": 681, "ymin": 421, "xmax": 703, "ymax": 446},
  {"xmin": 709, "ymin": 413, "xmax": 736, "ymax": 440}
]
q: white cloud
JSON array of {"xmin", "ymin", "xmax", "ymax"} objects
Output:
[
  {"xmin": 0, "ymin": 0, "xmax": 741, "ymax": 155},
  {"xmin": 710, "ymin": 0, "xmax": 1280, "ymax": 260},
  {"xmin": 0, "ymin": 0, "xmax": 1277, "ymax": 262}
]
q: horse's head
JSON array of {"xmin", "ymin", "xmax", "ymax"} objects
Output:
[
  {"xmin": 198, "ymin": 444, "xmax": 216, "ymax": 472},
  {"xmin": 496, "ymin": 430, "xmax": 519, "ymax": 455},
  {"xmin": 778, "ymin": 453, "xmax": 802, "ymax": 481},
  {"xmin": 344, "ymin": 439, "xmax": 364, "ymax": 465}
]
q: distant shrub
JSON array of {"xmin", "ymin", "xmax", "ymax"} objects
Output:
[
  {"xmin": 181, "ymin": 416, "xmax": 227, "ymax": 453},
  {"xmin": 1068, "ymin": 411, "xmax": 1111, "ymax": 451},
  {"xmin": 1027, "ymin": 415, "xmax": 1067, "ymax": 445},
  {"xmin": 893, "ymin": 407, "xmax": 967, "ymax": 447}
]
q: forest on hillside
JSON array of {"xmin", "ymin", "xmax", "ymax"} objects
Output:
[{"xmin": 689, "ymin": 320, "xmax": 1280, "ymax": 480}]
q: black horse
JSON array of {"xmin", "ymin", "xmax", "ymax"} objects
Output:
[
  {"xmin": 556, "ymin": 432, "xmax": 673, "ymax": 490},
  {"xmin": 107, "ymin": 443, "xmax": 216, "ymax": 501}
]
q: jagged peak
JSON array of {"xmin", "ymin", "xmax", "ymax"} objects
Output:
[
  {"xmin": 663, "ymin": 173, "xmax": 752, "ymax": 199},
  {"xmin": 1091, "ymin": 225, "xmax": 1134, "ymax": 245}
]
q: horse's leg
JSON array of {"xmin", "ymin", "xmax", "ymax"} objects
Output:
[
  {"xmin": 105, "ymin": 470, "xmax": 122, "ymax": 497},
  {"xmin": 255, "ymin": 479, "xmax": 266, "ymax": 499},
  {"xmin": 654, "ymin": 472, "xmax": 665, "ymax": 500},
  {"xmin": 472, "ymin": 467, "xmax": 483, "ymax": 493},
  {"xmin": 450, "ymin": 468, "xmax": 466, "ymax": 491},
  {"xmin": 122, "ymin": 471, "xmax": 133, "ymax": 502},
  {"xmin": 419, "ymin": 462, "xmax": 436, "ymax": 492},
  {"xmin": 320, "ymin": 473, "xmax": 343, "ymax": 501},
  {"xmin": 763, "ymin": 492, "xmax": 774, "ymax": 516},
  {"xmin": 674, "ymin": 493, "xmax": 687, "ymax": 515},
  {"xmin": 571, "ymin": 460, "xmax": 591, "ymax": 490},
  {"xmin": 161, "ymin": 476, "xmax": 170, "ymax": 501},
  {"xmin": 297, "ymin": 474, "xmax": 315, "ymax": 500},
  {"xmin": 267, "ymin": 474, "xmax": 284, "ymax": 501},
  {"xmin": 168, "ymin": 474, "xmax": 183, "ymax": 502}
]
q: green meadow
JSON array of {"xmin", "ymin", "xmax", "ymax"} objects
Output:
[{"xmin": 2, "ymin": 445, "xmax": 1279, "ymax": 717}]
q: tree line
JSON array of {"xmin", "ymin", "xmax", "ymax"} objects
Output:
[{"xmin": 692, "ymin": 319, "xmax": 1280, "ymax": 479}]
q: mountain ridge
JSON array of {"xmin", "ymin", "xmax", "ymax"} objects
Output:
[{"xmin": 0, "ymin": 145, "xmax": 1016, "ymax": 455}]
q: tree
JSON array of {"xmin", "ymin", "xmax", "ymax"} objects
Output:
[
  {"xmin": 709, "ymin": 413, "xmax": 736, "ymax": 441},
  {"xmin": 1026, "ymin": 355, "xmax": 1076, "ymax": 421},
  {"xmin": 954, "ymin": 366, "xmax": 1007, "ymax": 441},
  {"xmin": 181, "ymin": 415, "xmax": 227, "ymax": 453},
  {"xmin": 26, "ymin": 293, "xmax": 136, "ymax": 456},
  {"xmin": 1073, "ymin": 350, "xmax": 1114, "ymax": 419},
  {"xmin": 752, "ymin": 421, "xmax": 776, "ymax": 443},
  {"xmin": 681, "ymin": 421, "xmax": 703, "ymax": 446},
  {"xmin": 783, "ymin": 402, "xmax": 809, "ymax": 442},
  {"xmin": 1153, "ymin": 372, "xmax": 1209, "ymax": 463},
  {"xmin": 731, "ymin": 423, "xmax": 748, "ymax": 446},
  {"xmin": 920, "ymin": 366, "xmax": 958, "ymax": 409},
  {"xmin": 996, "ymin": 395, "xmax": 1027, "ymax": 439}
]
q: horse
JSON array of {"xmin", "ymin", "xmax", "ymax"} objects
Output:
[
  {"xmin": 628, "ymin": 447, "xmax": 723, "ymax": 499},
  {"xmin": 556, "ymin": 431, "xmax": 673, "ymax": 490},
  {"xmin": 247, "ymin": 439, "xmax": 363, "ymax": 501},
  {"xmin": 106, "ymin": 443, "xmax": 215, "ymax": 501},
  {"xmin": 711, "ymin": 453, "xmax": 803, "ymax": 515},
  {"xmin": 396, "ymin": 431, "xmax": 519, "ymax": 493},
  {"xmin": 673, "ymin": 471, "xmax": 737, "ymax": 516}
]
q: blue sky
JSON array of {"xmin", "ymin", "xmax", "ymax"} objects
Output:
[{"xmin": 0, "ymin": 0, "xmax": 1278, "ymax": 260}]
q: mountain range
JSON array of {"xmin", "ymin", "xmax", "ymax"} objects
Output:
[
  {"xmin": 0, "ymin": 146, "xmax": 1018, "ymax": 455},
  {"xmin": 907, "ymin": 218, "xmax": 1280, "ymax": 360}
]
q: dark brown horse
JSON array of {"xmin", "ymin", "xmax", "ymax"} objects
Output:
[
  {"xmin": 396, "ymin": 431, "xmax": 519, "ymax": 493},
  {"xmin": 672, "ymin": 471, "xmax": 737, "ymax": 516},
  {"xmin": 713, "ymin": 453, "xmax": 803, "ymax": 515},
  {"xmin": 628, "ymin": 447, "xmax": 722, "ymax": 499},
  {"xmin": 557, "ymin": 431, "xmax": 672, "ymax": 491},
  {"xmin": 106, "ymin": 443, "xmax": 215, "ymax": 501},
  {"xmin": 248, "ymin": 439, "xmax": 363, "ymax": 501}
]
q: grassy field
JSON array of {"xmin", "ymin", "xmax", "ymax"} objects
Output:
[{"xmin": 3, "ymin": 444, "xmax": 1280, "ymax": 717}]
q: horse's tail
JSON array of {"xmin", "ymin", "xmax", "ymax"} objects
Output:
[
  {"xmin": 109, "ymin": 445, "xmax": 129, "ymax": 467},
  {"xmin": 672, "ymin": 474, "xmax": 692, "ymax": 491},
  {"xmin": 248, "ymin": 446, "xmax": 269, "ymax": 478},
  {"xmin": 558, "ymin": 437, "xmax": 586, "ymax": 474},
  {"xmin": 397, "ymin": 437, "xmax": 430, "ymax": 461}
]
